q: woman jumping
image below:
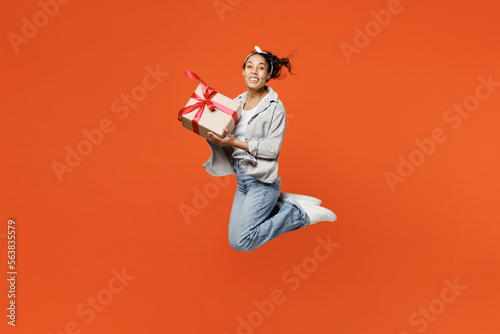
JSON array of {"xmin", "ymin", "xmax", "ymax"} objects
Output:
[{"xmin": 204, "ymin": 46, "xmax": 337, "ymax": 252}]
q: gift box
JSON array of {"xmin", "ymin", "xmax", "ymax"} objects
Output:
[{"xmin": 178, "ymin": 71, "xmax": 241, "ymax": 140}]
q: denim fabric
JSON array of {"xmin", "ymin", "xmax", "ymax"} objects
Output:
[{"xmin": 228, "ymin": 159, "xmax": 308, "ymax": 252}]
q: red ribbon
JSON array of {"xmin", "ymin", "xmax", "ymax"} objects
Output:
[{"xmin": 177, "ymin": 71, "xmax": 239, "ymax": 135}]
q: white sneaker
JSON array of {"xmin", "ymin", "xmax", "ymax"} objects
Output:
[
  {"xmin": 300, "ymin": 202, "xmax": 337, "ymax": 225},
  {"xmin": 280, "ymin": 192, "xmax": 322, "ymax": 205}
]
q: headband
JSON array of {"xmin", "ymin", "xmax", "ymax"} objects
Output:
[{"xmin": 243, "ymin": 46, "xmax": 273, "ymax": 75}]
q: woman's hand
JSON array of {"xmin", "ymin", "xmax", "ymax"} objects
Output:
[
  {"xmin": 208, "ymin": 128, "xmax": 249, "ymax": 152},
  {"xmin": 207, "ymin": 128, "xmax": 236, "ymax": 147}
]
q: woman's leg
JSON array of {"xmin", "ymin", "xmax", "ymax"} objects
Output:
[{"xmin": 228, "ymin": 162, "xmax": 308, "ymax": 252}]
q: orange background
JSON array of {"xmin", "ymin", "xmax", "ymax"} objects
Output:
[{"xmin": 1, "ymin": 0, "xmax": 499, "ymax": 333}]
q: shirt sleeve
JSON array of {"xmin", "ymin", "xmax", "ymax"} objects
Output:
[{"xmin": 247, "ymin": 102, "xmax": 286, "ymax": 160}]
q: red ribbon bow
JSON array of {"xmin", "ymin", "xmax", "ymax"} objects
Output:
[{"xmin": 177, "ymin": 71, "xmax": 238, "ymax": 135}]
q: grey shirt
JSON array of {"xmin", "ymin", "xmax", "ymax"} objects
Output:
[{"xmin": 202, "ymin": 86, "xmax": 286, "ymax": 186}]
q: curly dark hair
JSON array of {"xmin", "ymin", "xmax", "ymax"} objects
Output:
[{"xmin": 243, "ymin": 49, "xmax": 295, "ymax": 82}]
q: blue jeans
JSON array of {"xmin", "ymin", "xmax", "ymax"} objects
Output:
[{"xmin": 228, "ymin": 159, "xmax": 308, "ymax": 252}]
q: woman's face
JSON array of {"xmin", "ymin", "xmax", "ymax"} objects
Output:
[{"xmin": 242, "ymin": 54, "xmax": 271, "ymax": 90}]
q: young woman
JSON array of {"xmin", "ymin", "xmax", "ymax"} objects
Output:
[{"xmin": 204, "ymin": 46, "xmax": 336, "ymax": 252}]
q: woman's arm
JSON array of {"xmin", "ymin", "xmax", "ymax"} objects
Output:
[
  {"xmin": 247, "ymin": 105, "xmax": 285, "ymax": 160},
  {"xmin": 208, "ymin": 102, "xmax": 286, "ymax": 159},
  {"xmin": 207, "ymin": 129, "xmax": 249, "ymax": 151}
]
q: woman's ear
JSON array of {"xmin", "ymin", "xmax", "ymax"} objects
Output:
[{"xmin": 242, "ymin": 70, "xmax": 244, "ymax": 76}]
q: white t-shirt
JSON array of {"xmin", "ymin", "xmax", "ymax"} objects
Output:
[{"xmin": 232, "ymin": 95, "xmax": 268, "ymax": 159}]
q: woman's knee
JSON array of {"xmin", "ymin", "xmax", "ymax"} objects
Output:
[{"xmin": 228, "ymin": 234, "xmax": 258, "ymax": 252}]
